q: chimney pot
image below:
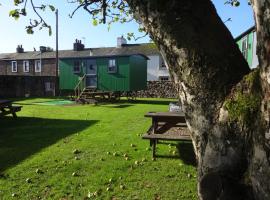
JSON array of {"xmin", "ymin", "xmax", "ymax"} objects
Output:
[
  {"xmin": 117, "ymin": 36, "xmax": 127, "ymax": 47},
  {"xmin": 16, "ymin": 45, "xmax": 24, "ymax": 53}
]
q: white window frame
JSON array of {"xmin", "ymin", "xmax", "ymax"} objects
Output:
[
  {"xmin": 73, "ymin": 61, "xmax": 81, "ymax": 73},
  {"xmin": 35, "ymin": 60, "xmax": 41, "ymax": 72},
  {"xmin": 45, "ymin": 82, "xmax": 54, "ymax": 92},
  {"xmin": 23, "ymin": 60, "xmax": 30, "ymax": 72},
  {"xmin": 242, "ymin": 36, "xmax": 248, "ymax": 60},
  {"xmin": 11, "ymin": 61, "xmax": 17, "ymax": 72},
  {"xmin": 108, "ymin": 59, "xmax": 117, "ymax": 73}
]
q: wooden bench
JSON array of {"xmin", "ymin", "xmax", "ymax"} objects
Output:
[
  {"xmin": 143, "ymin": 112, "xmax": 191, "ymax": 158},
  {"xmin": 0, "ymin": 100, "xmax": 22, "ymax": 118}
]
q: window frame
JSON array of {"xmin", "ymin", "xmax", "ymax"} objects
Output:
[
  {"xmin": 108, "ymin": 59, "xmax": 117, "ymax": 73},
  {"xmin": 35, "ymin": 60, "xmax": 42, "ymax": 72},
  {"xmin": 160, "ymin": 60, "xmax": 167, "ymax": 70},
  {"xmin": 73, "ymin": 61, "xmax": 81, "ymax": 73},
  {"xmin": 241, "ymin": 36, "xmax": 248, "ymax": 60},
  {"xmin": 45, "ymin": 82, "xmax": 54, "ymax": 92},
  {"xmin": 11, "ymin": 61, "xmax": 17, "ymax": 73},
  {"xmin": 159, "ymin": 76, "xmax": 169, "ymax": 81},
  {"xmin": 23, "ymin": 60, "xmax": 30, "ymax": 72}
]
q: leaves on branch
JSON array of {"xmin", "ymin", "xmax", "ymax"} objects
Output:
[
  {"xmin": 10, "ymin": 0, "xmax": 56, "ymax": 36},
  {"xmin": 224, "ymin": 0, "xmax": 240, "ymax": 7},
  {"xmin": 10, "ymin": 0, "xmax": 148, "ymax": 40},
  {"xmin": 49, "ymin": 5, "xmax": 55, "ymax": 12}
]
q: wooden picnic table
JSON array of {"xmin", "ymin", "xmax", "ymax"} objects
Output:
[
  {"xmin": 0, "ymin": 100, "xmax": 22, "ymax": 118},
  {"xmin": 143, "ymin": 111, "xmax": 191, "ymax": 158}
]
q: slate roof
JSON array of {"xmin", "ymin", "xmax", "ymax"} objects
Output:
[{"xmin": 0, "ymin": 43, "xmax": 159, "ymax": 61}]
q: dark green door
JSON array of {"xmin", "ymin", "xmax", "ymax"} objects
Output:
[{"xmin": 86, "ymin": 59, "xmax": 97, "ymax": 88}]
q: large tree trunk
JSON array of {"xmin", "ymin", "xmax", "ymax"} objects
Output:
[
  {"xmin": 127, "ymin": 0, "xmax": 270, "ymax": 199},
  {"xmin": 249, "ymin": 1, "xmax": 270, "ymax": 199}
]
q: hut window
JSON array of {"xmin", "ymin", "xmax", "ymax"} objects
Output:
[
  {"xmin": 160, "ymin": 60, "xmax": 166, "ymax": 69},
  {"xmin": 108, "ymin": 59, "xmax": 117, "ymax": 73},
  {"xmin": 159, "ymin": 76, "xmax": 169, "ymax": 81},
  {"xmin": 23, "ymin": 60, "xmax": 30, "ymax": 72},
  {"xmin": 35, "ymin": 60, "xmax": 42, "ymax": 72},
  {"xmin": 73, "ymin": 61, "xmax": 81, "ymax": 73},
  {"xmin": 241, "ymin": 36, "xmax": 248, "ymax": 60},
  {"xmin": 11, "ymin": 61, "xmax": 17, "ymax": 72}
]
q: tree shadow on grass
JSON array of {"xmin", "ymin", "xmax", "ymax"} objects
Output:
[
  {"xmin": 176, "ymin": 141, "xmax": 197, "ymax": 166},
  {"xmin": 97, "ymin": 104, "xmax": 133, "ymax": 109},
  {"xmin": 155, "ymin": 141, "xmax": 197, "ymax": 166},
  {"xmin": 118, "ymin": 99, "xmax": 176, "ymax": 105},
  {"xmin": 0, "ymin": 117, "xmax": 98, "ymax": 172}
]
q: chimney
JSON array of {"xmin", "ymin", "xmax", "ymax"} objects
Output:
[
  {"xmin": 39, "ymin": 46, "xmax": 47, "ymax": 53},
  {"xmin": 117, "ymin": 36, "xmax": 127, "ymax": 47},
  {"xmin": 16, "ymin": 45, "xmax": 24, "ymax": 53},
  {"xmin": 73, "ymin": 39, "xmax": 85, "ymax": 51}
]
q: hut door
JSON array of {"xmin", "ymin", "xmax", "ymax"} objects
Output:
[{"xmin": 86, "ymin": 60, "xmax": 97, "ymax": 88}]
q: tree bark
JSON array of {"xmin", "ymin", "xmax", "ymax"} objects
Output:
[
  {"xmin": 249, "ymin": 1, "xmax": 270, "ymax": 199},
  {"xmin": 127, "ymin": 0, "xmax": 270, "ymax": 199}
]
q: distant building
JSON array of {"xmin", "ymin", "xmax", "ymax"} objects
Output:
[
  {"xmin": 0, "ymin": 45, "xmax": 57, "ymax": 97},
  {"xmin": 0, "ymin": 38, "xmax": 170, "ymax": 97},
  {"xmin": 235, "ymin": 26, "xmax": 258, "ymax": 69}
]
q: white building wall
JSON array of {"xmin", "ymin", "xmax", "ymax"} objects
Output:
[
  {"xmin": 147, "ymin": 54, "xmax": 170, "ymax": 81},
  {"xmin": 252, "ymin": 32, "xmax": 259, "ymax": 69}
]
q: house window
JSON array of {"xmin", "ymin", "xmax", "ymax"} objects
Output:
[
  {"xmin": 23, "ymin": 60, "xmax": 30, "ymax": 72},
  {"xmin": 11, "ymin": 61, "xmax": 17, "ymax": 72},
  {"xmin": 159, "ymin": 76, "xmax": 169, "ymax": 81},
  {"xmin": 35, "ymin": 60, "xmax": 41, "ymax": 72},
  {"xmin": 73, "ymin": 61, "xmax": 81, "ymax": 73},
  {"xmin": 160, "ymin": 60, "xmax": 167, "ymax": 69},
  {"xmin": 108, "ymin": 59, "xmax": 117, "ymax": 73},
  {"xmin": 241, "ymin": 36, "xmax": 248, "ymax": 60},
  {"xmin": 45, "ymin": 82, "xmax": 54, "ymax": 92}
]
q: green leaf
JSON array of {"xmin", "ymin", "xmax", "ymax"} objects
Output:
[
  {"xmin": 26, "ymin": 26, "xmax": 34, "ymax": 34},
  {"xmin": 48, "ymin": 26, "xmax": 52, "ymax": 36},
  {"xmin": 21, "ymin": 8, "xmax": 26, "ymax": 16},
  {"xmin": 49, "ymin": 5, "xmax": 55, "ymax": 12},
  {"xmin": 92, "ymin": 19, "xmax": 98, "ymax": 26},
  {"xmin": 9, "ymin": 9, "xmax": 20, "ymax": 20}
]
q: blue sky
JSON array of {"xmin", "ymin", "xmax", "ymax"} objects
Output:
[{"xmin": 0, "ymin": 0, "xmax": 254, "ymax": 53}]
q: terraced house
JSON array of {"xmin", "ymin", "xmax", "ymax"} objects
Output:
[
  {"xmin": 0, "ymin": 38, "xmax": 169, "ymax": 97},
  {"xmin": 0, "ymin": 45, "xmax": 57, "ymax": 97}
]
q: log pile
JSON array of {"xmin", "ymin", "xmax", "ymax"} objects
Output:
[{"xmin": 136, "ymin": 81, "xmax": 177, "ymax": 98}]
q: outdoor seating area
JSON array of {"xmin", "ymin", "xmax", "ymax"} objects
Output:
[
  {"xmin": 142, "ymin": 112, "xmax": 191, "ymax": 158},
  {"xmin": 0, "ymin": 99, "xmax": 22, "ymax": 118},
  {"xmin": 0, "ymin": 98, "xmax": 197, "ymax": 199}
]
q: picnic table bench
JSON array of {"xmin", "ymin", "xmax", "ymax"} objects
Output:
[
  {"xmin": 142, "ymin": 112, "xmax": 191, "ymax": 158},
  {"xmin": 0, "ymin": 100, "xmax": 22, "ymax": 118}
]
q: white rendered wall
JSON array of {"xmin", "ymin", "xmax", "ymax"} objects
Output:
[
  {"xmin": 252, "ymin": 32, "xmax": 259, "ymax": 69},
  {"xmin": 147, "ymin": 55, "xmax": 170, "ymax": 81}
]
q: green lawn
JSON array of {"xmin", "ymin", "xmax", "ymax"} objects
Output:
[{"xmin": 0, "ymin": 98, "xmax": 197, "ymax": 200}]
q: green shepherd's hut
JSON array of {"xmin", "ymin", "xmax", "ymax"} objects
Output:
[{"xmin": 59, "ymin": 40, "xmax": 148, "ymax": 100}]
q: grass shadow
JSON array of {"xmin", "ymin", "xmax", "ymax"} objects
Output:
[
  {"xmin": 154, "ymin": 141, "xmax": 196, "ymax": 165},
  {"xmin": 118, "ymin": 99, "xmax": 177, "ymax": 105},
  {"xmin": 97, "ymin": 104, "xmax": 133, "ymax": 109},
  {"xmin": 176, "ymin": 141, "xmax": 197, "ymax": 166},
  {"xmin": 0, "ymin": 117, "xmax": 98, "ymax": 172}
]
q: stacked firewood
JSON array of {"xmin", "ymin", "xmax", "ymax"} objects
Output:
[{"xmin": 136, "ymin": 81, "xmax": 177, "ymax": 98}]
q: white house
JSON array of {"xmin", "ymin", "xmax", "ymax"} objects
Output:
[{"xmin": 117, "ymin": 37, "xmax": 170, "ymax": 81}]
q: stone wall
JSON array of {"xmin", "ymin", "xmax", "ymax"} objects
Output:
[{"xmin": 136, "ymin": 81, "xmax": 178, "ymax": 98}]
